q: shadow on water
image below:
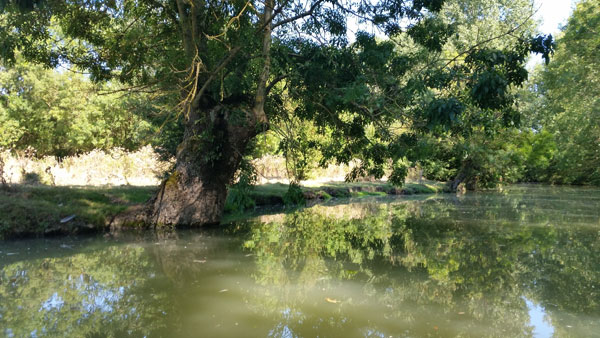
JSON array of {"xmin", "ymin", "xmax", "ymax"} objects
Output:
[{"xmin": 1, "ymin": 185, "xmax": 599, "ymax": 337}]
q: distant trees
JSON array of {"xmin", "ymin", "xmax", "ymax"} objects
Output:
[
  {"xmin": 415, "ymin": 0, "xmax": 600, "ymax": 189},
  {"xmin": 535, "ymin": 0, "xmax": 600, "ymax": 185},
  {"xmin": 0, "ymin": 56, "xmax": 166, "ymax": 158},
  {"xmin": 509, "ymin": 0, "xmax": 600, "ymax": 186}
]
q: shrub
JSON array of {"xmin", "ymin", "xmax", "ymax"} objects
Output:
[{"xmin": 283, "ymin": 183, "xmax": 305, "ymax": 206}]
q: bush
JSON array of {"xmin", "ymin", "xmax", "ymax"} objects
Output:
[
  {"xmin": 224, "ymin": 160, "xmax": 257, "ymax": 213},
  {"xmin": 283, "ymin": 183, "xmax": 305, "ymax": 206}
]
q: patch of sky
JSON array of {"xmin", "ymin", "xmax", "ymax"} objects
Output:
[
  {"xmin": 39, "ymin": 292, "xmax": 65, "ymax": 312},
  {"xmin": 526, "ymin": 297, "xmax": 555, "ymax": 338}
]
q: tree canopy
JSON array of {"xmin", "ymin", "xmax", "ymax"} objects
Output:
[
  {"xmin": 534, "ymin": 0, "xmax": 600, "ymax": 185},
  {"xmin": 0, "ymin": 0, "xmax": 554, "ymax": 225},
  {"xmin": 0, "ymin": 56, "xmax": 164, "ymax": 157}
]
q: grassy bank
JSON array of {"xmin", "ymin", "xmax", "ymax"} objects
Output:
[
  {"xmin": 0, "ymin": 185, "xmax": 156, "ymax": 239},
  {"xmin": 232, "ymin": 181, "xmax": 445, "ymax": 206},
  {"xmin": 0, "ymin": 181, "xmax": 445, "ymax": 239}
]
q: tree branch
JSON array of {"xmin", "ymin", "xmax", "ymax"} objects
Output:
[
  {"xmin": 191, "ymin": 46, "xmax": 242, "ymax": 110},
  {"xmin": 266, "ymin": 74, "xmax": 288, "ymax": 95},
  {"xmin": 252, "ymin": 0, "xmax": 275, "ymax": 125},
  {"xmin": 175, "ymin": 0, "xmax": 194, "ymax": 59},
  {"xmin": 437, "ymin": 9, "xmax": 538, "ymax": 72},
  {"xmin": 272, "ymin": 0, "xmax": 326, "ymax": 29}
]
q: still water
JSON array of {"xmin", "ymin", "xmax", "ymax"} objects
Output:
[{"xmin": 1, "ymin": 185, "xmax": 599, "ymax": 337}]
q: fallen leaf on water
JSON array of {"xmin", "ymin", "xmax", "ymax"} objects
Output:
[
  {"xmin": 193, "ymin": 259, "xmax": 207, "ymax": 263},
  {"xmin": 219, "ymin": 289, "xmax": 229, "ymax": 293},
  {"xmin": 325, "ymin": 297, "xmax": 340, "ymax": 304}
]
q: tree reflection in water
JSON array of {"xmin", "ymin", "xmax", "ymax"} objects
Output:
[{"xmin": 0, "ymin": 185, "xmax": 599, "ymax": 337}]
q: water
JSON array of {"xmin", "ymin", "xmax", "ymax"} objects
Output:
[{"xmin": 1, "ymin": 185, "xmax": 599, "ymax": 337}]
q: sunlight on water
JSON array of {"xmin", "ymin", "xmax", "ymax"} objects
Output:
[{"xmin": 1, "ymin": 185, "xmax": 599, "ymax": 337}]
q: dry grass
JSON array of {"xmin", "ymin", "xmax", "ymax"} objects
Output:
[{"xmin": 1, "ymin": 146, "xmax": 172, "ymax": 186}]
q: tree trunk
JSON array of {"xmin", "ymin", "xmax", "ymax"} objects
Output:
[
  {"xmin": 0, "ymin": 154, "xmax": 9, "ymax": 191},
  {"xmin": 112, "ymin": 0, "xmax": 273, "ymax": 229},
  {"xmin": 449, "ymin": 159, "xmax": 477, "ymax": 192},
  {"xmin": 112, "ymin": 104, "xmax": 264, "ymax": 228}
]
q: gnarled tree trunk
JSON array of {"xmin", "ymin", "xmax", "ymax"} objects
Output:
[
  {"xmin": 449, "ymin": 158, "xmax": 478, "ymax": 192},
  {"xmin": 112, "ymin": 104, "xmax": 265, "ymax": 227},
  {"xmin": 112, "ymin": 0, "xmax": 274, "ymax": 229}
]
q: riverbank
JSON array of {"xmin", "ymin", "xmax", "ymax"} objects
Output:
[{"xmin": 0, "ymin": 181, "xmax": 445, "ymax": 239}]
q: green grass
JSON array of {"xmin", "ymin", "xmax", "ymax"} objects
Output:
[
  {"xmin": 227, "ymin": 180, "xmax": 445, "ymax": 209},
  {"xmin": 0, "ymin": 185, "xmax": 156, "ymax": 239},
  {"xmin": 351, "ymin": 191, "xmax": 388, "ymax": 197},
  {"xmin": 1, "ymin": 180, "xmax": 444, "ymax": 239}
]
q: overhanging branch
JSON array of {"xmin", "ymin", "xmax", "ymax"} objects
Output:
[{"xmin": 272, "ymin": 0, "xmax": 326, "ymax": 29}]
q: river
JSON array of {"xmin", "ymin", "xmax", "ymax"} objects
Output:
[{"xmin": 1, "ymin": 185, "xmax": 599, "ymax": 337}]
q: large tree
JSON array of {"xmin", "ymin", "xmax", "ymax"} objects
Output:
[
  {"xmin": 410, "ymin": 0, "xmax": 547, "ymax": 190},
  {"xmin": 537, "ymin": 0, "xmax": 600, "ymax": 185},
  {"xmin": 0, "ymin": 0, "xmax": 552, "ymax": 226}
]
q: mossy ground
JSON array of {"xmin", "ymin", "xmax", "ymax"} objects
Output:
[
  {"xmin": 0, "ymin": 185, "xmax": 156, "ymax": 239},
  {"xmin": 0, "ymin": 180, "xmax": 445, "ymax": 239}
]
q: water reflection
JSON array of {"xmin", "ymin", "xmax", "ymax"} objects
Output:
[
  {"xmin": 0, "ymin": 185, "xmax": 599, "ymax": 337},
  {"xmin": 526, "ymin": 298, "xmax": 554, "ymax": 338}
]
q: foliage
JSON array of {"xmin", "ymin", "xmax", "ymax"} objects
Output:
[
  {"xmin": 0, "ymin": 0, "xmax": 552, "ymax": 195},
  {"xmin": 0, "ymin": 56, "xmax": 177, "ymax": 158},
  {"xmin": 532, "ymin": 0, "xmax": 600, "ymax": 185},
  {"xmin": 282, "ymin": 182, "xmax": 306, "ymax": 207},
  {"xmin": 411, "ymin": 0, "xmax": 551, "ymax": 189},
  {"xmin": 501, "ymin": 0, "xmax": 600, "ymax": 186},
  {"xmin": 225, "ymin": 160, "xmax": 258, "ymax": 214},
  {"xmin": 274, "ymin": 115, "xmax": 325, "ymax": 183},
  {"xmin": 512, "ymin": 129, "xmax": 556, "ymax": 182}
]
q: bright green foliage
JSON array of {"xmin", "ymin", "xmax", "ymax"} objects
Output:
[
  {"xmin": 0, "ymin": 57, "xmax": 165, "ymax": 157},
  {"xmin": 225, "ymin": 160, "xmax": 257, "ymax": 214},
  {"xmin": 535, "ymin": 0, "xmax": 600, "ymax": 185},
  {"xmin": 405, "ymin": 0, "xmax": 548, "ymax": 189},
  {"xmin": 422, "ymin": 126, "xmax": 558, "ymax": 188},
  {"xmin": 282, "ymin": 182, "xmax": 306, "ymax": 206},
  {"xmin": 510, "ymin": 0, "xmax": 600, "ymax": 186},
  {"xmin": 271, "ymin": 108, "xmax": 328, "ymax": 183},
  {"xmin": 512, "ymin": 129, "xmax": 556, "ymax": 182}
]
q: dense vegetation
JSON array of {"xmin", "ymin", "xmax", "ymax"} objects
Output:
[
  {"xmin": 525, "ymin": 0, "xmax": 600, "ymax": 185},
  {"xmin": 0, "ymin": 0, "xmax": 598, "ymax": 227}
]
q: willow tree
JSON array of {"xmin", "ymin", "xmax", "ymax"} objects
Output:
[{"xmin": 0, "ymin": 0, "xmax": 552, "ymax": 226}]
